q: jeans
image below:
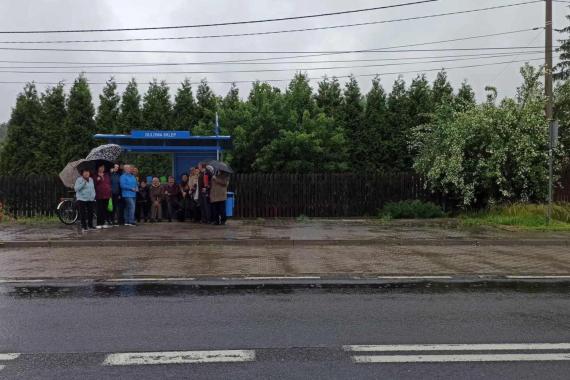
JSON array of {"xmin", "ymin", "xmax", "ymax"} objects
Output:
[
  {"xmin": 123, "ymin": 197, "xmax": 136, "ymax": 225},
  {"xmin": 112, "ymin": 194, "xmax": 124, "ymax": 224}
]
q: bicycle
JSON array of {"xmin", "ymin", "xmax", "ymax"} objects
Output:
[{"xmin": 56, "ymin": 192, "xmax": 78, "ymax": 225}]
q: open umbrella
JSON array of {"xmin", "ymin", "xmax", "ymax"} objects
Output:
[
  {"xmin": 59, "ymin": 159, "xmax": 86, "ymax": 188},
  {"xmin": 86, "ymin": 144, "xmax": 123, "ymax": 162},
  {"xmin": 208, "ymin": 160, "xmax": 234, "ymax": 174}
]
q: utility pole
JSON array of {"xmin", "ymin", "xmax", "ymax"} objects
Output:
[{"xmin": 546, "ymin": 0, "xmax": 553, "ymax": 224}]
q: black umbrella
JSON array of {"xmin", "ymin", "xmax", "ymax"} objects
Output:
[
  {"xmin": 86, "ymin": 144, "xmax": 123, "ymax": 162},
  {"xmin": 208, "ymin": 160, "xmax": 234, "ymax": 174},
  {"xmin": 77, "ymin": 159, "xmax": 113, "ymax": 174}
]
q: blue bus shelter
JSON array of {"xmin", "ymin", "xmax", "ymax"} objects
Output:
[{"xmin": 94, "ymin": 130, "xmax": 232, "ymax": 180}]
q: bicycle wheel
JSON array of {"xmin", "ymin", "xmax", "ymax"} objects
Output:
[{"xmin": 57, "ymin": 200, "xmax": 78, "ymax": 225}]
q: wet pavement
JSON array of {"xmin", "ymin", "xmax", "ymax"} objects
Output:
[
  {"xmin": 0, "ymin": 283, "xmax": 569, "ymax": 379},
  {"xmin": 0, "ymin": 243, "xmax": 569, "ymax": 280},
  {"xmin": 1, "ymin": 218, "xmax": 569, "ymax": 243}
]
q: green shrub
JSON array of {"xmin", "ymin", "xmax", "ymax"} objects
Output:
[
  {"xmin": 460, "ymin": 203, "xmax": 570, "ymax": 230},
  {"xmin": 380, "ymin": 200, "xmax": 444, "ymax": 219}
]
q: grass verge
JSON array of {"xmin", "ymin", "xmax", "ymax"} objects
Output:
[{"xmin": 459, "ymin": 203, "xmax": 570, "ymax": 231}]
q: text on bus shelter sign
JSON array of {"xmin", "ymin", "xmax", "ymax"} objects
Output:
[{"xmin": 131, "ymin": 130, "xmax": 192, "ymax": 139}]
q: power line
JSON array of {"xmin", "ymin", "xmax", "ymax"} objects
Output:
[
  {"xmin": 0, "ymin": 51, "xmax": 545, "ymax": 70},
  {"xmin": 0, "ymin": 28, "xmax": 543, "ymax": 65},
  {"xmin": 0, "ymin": 0, "xmax": 438, "ymax": 34},
  {"xmin": 0, "ymin": 53, "xmax": 543, "ymax": 75},
  {"xmin": 0, "ymin": 45, "xmax": 551, "ymax": 55},
  {"xmin": 0, "ymin": 58, "xmax": 544, "ymax": 86},
  {"xmin": 0, "ymin": 7, "xmax": 542, "ymax": 44}
]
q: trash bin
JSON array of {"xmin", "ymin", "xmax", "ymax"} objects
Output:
[{"xmin": 226, "ymin": 192, "xmax": 235, "ymax": 217}]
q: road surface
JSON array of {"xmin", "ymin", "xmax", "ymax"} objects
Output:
[{"xmin": 0, "ymin": 282, "xmax": 569, "ymax": 379}]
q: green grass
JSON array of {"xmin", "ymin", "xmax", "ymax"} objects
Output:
[
  {"xmin": 0, "ymin": 215, "xmax": 59, "ymax": 225},
  {"xmin": 459, "ymin": 203, "xmax": 570, "ymax": 231},
  {"xmin": 379, "ymin": 200, "xmax": 444, "ymax": 219}
]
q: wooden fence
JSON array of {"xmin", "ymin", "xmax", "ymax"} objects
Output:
[{"xmin": 0, "ymin": 172, "xmax": 569, "ymax": 219}]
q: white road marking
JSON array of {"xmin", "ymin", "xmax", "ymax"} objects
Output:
[
  {"xmin": 353, "ymin": 353, "xmax": 570, "ymax": 363},
  {"xmin": 242, "ymin": 276, "xmax": 321, "ymax": 280},
  {"xmin": 506, "ymin": 275, "xmax": 570, "ymax": 279},
  {"xmin": 376, "ymin": 276, "xmax": 453, "ymax": 279},
  {"xmin": 103, "ymin": 350, "xmax": 255, "ymax": 366},
  {"xmin": 105, "ymin": 277, "xmax": 197, "ymax": 282},
  {"xmin": 344, "ymin": 343, "xmax": 570, "ymax": 352},
  {"xmin": 0, "ymin": 279, "xmax": 46, "ymax": 283},
  {"xmin": 0, "ymin": 353, "xmax": 20, "ymax": 360}
]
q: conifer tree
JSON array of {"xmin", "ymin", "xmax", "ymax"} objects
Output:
[
  {"xmin": 62, "ymin": 76, "xmax": 96, "ymax": 162},
  {"xmin": 118, "ymin": 79, "xmax": 143, "ymax": 133},
  {"xmin": 96, "ymin": 78, "xmax": 120, "ymax": 134}
]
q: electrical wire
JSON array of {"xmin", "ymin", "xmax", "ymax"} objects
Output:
[
  {"xmin": 0, "ymin": 52, "xmax": 543, "ymax": 75},
  {"xmin": 0, "ymin": 0, "xmax": 438, "ymax": 34},
  {"xmin": 0, "ymin": 58, "xmax": 545, "ymax": 86}
]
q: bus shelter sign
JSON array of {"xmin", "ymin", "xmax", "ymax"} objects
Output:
[{"xmin": 131, "ymin": 130, "xmax": 191, "ymax": 139}]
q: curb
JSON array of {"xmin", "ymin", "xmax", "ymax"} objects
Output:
[
  {"xmin": 1, "ymin": 238, "xmax": 570, "ymax": 248},
  {"xmin": 1, "ymin": 275, "xmax": 570, "ymax": 289}
]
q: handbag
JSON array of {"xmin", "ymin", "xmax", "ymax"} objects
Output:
[{"xmin": 107, "ymin": 198, "xmax": 113, "ymax": 212}]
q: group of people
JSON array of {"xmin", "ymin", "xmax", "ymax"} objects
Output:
[{"xmin": 73, "ymin": 162, "xmax": 230, "ymax": 232}]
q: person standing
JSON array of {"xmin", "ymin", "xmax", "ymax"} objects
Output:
[
  {"xmin": 164, "ymin": 175, "xmax": 181, "ymax": 222},
  {"xmin": 198, "ymin": 163, "xmax": 212, "ymax": 224},
  {"xmin": 209, "ymin": 171, "xmax": 230, "ymax": 225},
  {"xmin": 136, "ymin": 179, "xmax": 150, "ymax": 223},
  {"xmin": 149, "ymin": 176, "xmax": 164, "ymax": 222},
  {"xmin": 120, "ymin": 164, "xmax": 138, "ymax": 226},
  {"xmin": 94, "ymin": 164, "xmax": 112, "ymax": 229},
  {"xmin": 74, "ymin": 168, "xmax": 96, "ymax": 232},
  {"xmin": 110, "ymin": 163, "xmax": 123, "ymax": 225},
  {"xmin": 189, "ymin": 167, "xmax": 200, "ymax": 222},
  {"xmin": 179, "ymin": 174, "xmax": 191, "ymax": 222}
]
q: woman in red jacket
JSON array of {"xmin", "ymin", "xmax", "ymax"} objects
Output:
[{"xmin": 94, "ymin": 164, "xmax": 112, "ymax": 229}]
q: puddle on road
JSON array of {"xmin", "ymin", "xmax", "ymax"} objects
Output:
[{"xmin": 1, "ymin": 281, "xmax": 569, "ymax": 299}]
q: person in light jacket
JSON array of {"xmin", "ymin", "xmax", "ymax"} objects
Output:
[
  {"xmin": 74, "ymin": 168, "xmax": 96, "ymax": 232},
  {"xmin": 149, "ymin": 176, "xmax": 164, "ymax": 222},
  {"xmin": 120, "ymin": 164, "xmax": 138, "ymax": 226},
  {"xmin": 209, "ymin": 171, "xmax": 229, "ymax": 225}
]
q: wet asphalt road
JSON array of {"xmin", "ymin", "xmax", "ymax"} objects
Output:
[{"xmin": 0, "ymin": 282, "xmax": 569, "ymax": 379}]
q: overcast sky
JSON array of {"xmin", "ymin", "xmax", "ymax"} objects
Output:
[{"xmin": 0, "ymin": 0, "xmax": 567, "ymax": 122}]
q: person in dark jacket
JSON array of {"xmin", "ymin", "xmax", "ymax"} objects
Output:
[
  {"xmin": 179, "ymin": 174, "xmax": 191, "ymax": 222},
  {"xmin": 198, "ymin": 163, "xmax": 212, "ymax": 224},
  {"xmin": 93, "ymin": 164, "xmax": 112, "ymax": 229},
  {"xmin": 110, "ymin": 163, "xmax": 123, "ymax": 225},
  {"xmin": 163, "ymin": 175, "xmax": 181, "ymax": 222},
  {"xmin": 136, "ymin": 179, "xmax": 150, "ymax": 223}
]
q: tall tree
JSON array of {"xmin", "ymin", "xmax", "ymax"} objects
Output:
[
  {"xmin": 38, "ymin": 83, "xmax": 67, "ymax": 174},
  {"xmin": 119, "ymin": 79, "xmax": 143, "ymax": 133},
  {"xmin": 232, "ymin": 82, "xmax": 284, "ymax": 172},
  {"xmin": 172, "ymin": 78, "xmax": 196, "ymax": 131},
  {"xmin": 386, "ymin": 76, "xmax": 413, "ymax": 170},
  {"xmin": 341, "ymin": 75, "xmax": 364, "ymax": 164},
  {"xmin": 219, "ymin": 83, "xmax": 246, "ymax": 136},
  {"xmin": 96, "ymin": 78, "xmax": 120, "ymax": 134},
  {"xmin": 362, "ymin": 77, "xmax": 391, "ymax": 172},
  {"xmin": 62, "ymin": 75, "xmax": 96, "ymax": 163},
  {"xmin": 455, "ymin": 80, "xmax": 477, "ymax": 111},
  {"xmin": 194, "ymin": 79, "xmax": 217, "ymax": 134},
  {"xmin": 432, "ymin": 70, "xmax": 454, "ymax": 107},
  {"xmin": 285, "ymin": 72, "xmax": 316, "ymax": 125},
  {"xmin": 315, "ymin": 76, "xmax": 342, "ymax": 118},
  {"xmin": 407, "ymin": 74, "xmax": 433, "ymax": 128},
  {"xmin": 0, "ymin": 83, "xmax": 42, "ymax": 174},
  {"xmin": 142, "ymin": 79, "xmax": 172, "ymax": 131},
  {"xmin": 555, "ymin": 10, "xmax": 570, "ymax": 80}
]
